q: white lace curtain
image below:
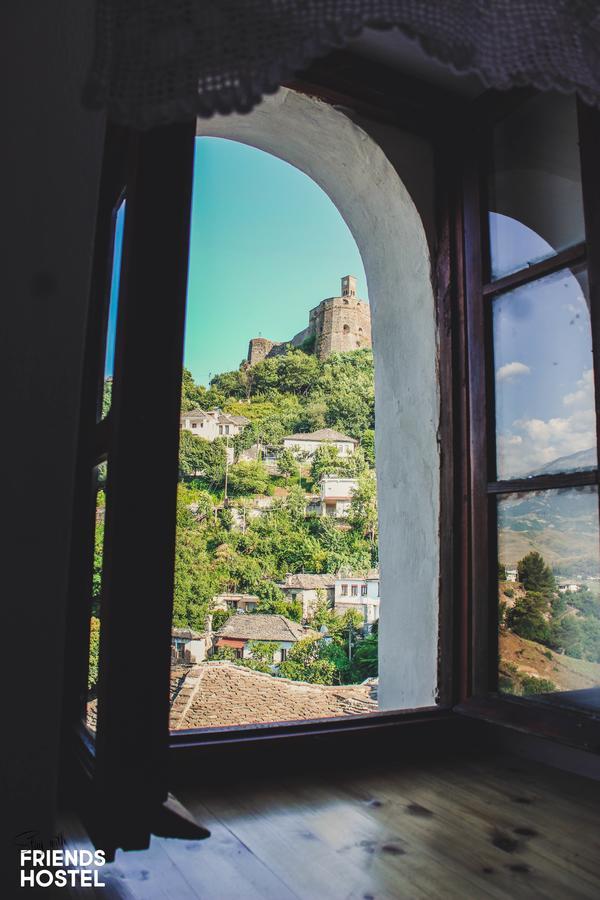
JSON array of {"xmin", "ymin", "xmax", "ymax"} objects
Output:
[{"xmin": 85, "ymin": 1, "xmax": 600, "ymax": 128}]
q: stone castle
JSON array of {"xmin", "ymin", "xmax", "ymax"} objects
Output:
[{"xmin": 247, "ymin": 275, "xmax": 372, "ymax": 365}]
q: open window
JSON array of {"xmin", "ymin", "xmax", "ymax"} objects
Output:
[
  {"xmin": 65, "ymin": 64, "xmax": 600, "ymax": 855},
  {"xmin": 462, "ymin": 92, "xmax": 600, "ymax": 721}
]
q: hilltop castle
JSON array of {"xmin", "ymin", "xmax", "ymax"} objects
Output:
[{"xmin": 247, "ymin": 275, "xmax": 372, "ymax": 365}]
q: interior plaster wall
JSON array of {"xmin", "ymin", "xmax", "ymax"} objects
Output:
[{"xmin": 197, "ymin": 88, "xmax": 440, "ymax": 710}]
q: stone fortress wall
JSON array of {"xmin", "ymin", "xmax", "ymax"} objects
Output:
[{"xmin": 247, "ymin": 275, "xmax": 371, "ymax": 365}]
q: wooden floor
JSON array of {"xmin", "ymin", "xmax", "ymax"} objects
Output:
[{"xmin": 65, "ymin": 752, "xmax": 600, "ymax": 899}]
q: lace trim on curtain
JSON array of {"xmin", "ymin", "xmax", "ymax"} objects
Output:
[{"xmin": 85, "ymin": 1, "xmax": 600, "ymax": 128}]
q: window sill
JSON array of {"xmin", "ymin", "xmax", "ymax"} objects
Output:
[{"xmin": 455, "ymin": 694, "xmax": 600, "ymax": 755}]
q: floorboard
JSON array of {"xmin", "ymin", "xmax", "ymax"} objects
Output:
[{"xmin": 63, "ymin": 752, "xmax": 600, "ymax": 899}]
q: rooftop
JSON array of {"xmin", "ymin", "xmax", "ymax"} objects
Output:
[
  {"xmin": 172, "ymin": 627, "xmax": 204, "ymax": 640},
  {"xmin": 280, "ymin": 573, "xmax": 336, "ymax": 590},
  {"xmin": 181, "ymin": 408, "xmax": 249, "ymax": 426},
  {"xmin": 216, "ymin": 613, "xmax": 313, "ymax": 643},
  {"xmin": 169, "ymin": 661, "xmax": 378, "ymax": 729},
  {"xmin": 337, "ymin": 569, "xmax": 380, "ymax": 582},
  {"xmin": 283, "ymin": 428, "xmax": 358, "ymax": 444}
]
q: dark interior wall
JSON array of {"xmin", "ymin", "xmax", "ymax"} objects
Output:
[{"xmin": 1, "ymin": 1, "xmax": 105, "ymax": 842}]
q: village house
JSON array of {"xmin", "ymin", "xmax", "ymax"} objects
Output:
[
  {"xmin": 171, "ymin": 627, "xmax": 209, "ymax": 664},
  {"xmin": 334, "ymin": 570, "xmax": 380, "ymax": 628},
  {"xmin": 180, "ymin": 408, "xmax": 250, "ymax": 441},
  {"xmin": 278, "ymin": 572, "xmax": 336, "ymax": 620},
  {"xmin": 319, "ymin": 475, "xmax": 358, "ymax": 517},
  {"xmin": 214, "ymin": 613, "xmax": 315, "ymax": 663},
  {"xmin": 558, "ymin": 582, "xmax": 582, "ymax": 594},
  {"xmin": 505, "ymin": 568, "xmax": 518, "ymax": 582},
  {"xmin": 213, "ymin": 592, "xmax": 260, "ymax": 613},
  {"xmin": 282, "ymin": 427, "xmax": 358, "ymax": 459}
]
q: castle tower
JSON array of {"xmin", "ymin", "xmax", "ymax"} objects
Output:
[{"xmin": 341, "ymin": 274, "xmax": 357, "ymax": 298}]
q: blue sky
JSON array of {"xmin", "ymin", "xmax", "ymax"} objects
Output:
[
  {"xmin": 491, "ymin": 213, "xmax": 596, "ymax": 477},
  {"xmin": 104, "ymin": 137, "xmax": 367, "ymax": 385}
]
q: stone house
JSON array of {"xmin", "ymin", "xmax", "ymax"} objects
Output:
[
  {"xmin": 171, "ymin": 628, "xmax": 208, "ymax": 664},
  {"xmin": 319, "ymin": 475, "xmax": 358, "ymax": 517},
  {"xmin": 334, "ymin": 570, "xmax": 380, "ymax": 628},
  {"xmin": 282, "ymin": 428, "xmax": 357, "ymax": 460},
  {"xmin": 214, "ymin": 613, "xmax": 316, "ymax": 664},
  {"xmin": 278, "ymin": 572, "xmax": 336, "ymax": 620},
  {"xmin": 213, "ymin": 593, "xmax": 260, "ymax": 613},
  {"xmin": 180, "ymin": 408, "xmax": 249, "ymax": 441}
]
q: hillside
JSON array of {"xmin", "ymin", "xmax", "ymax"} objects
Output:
[
  {"xmin": 498, "ymin": 486, "xmax": 599, "ymax": 574},
  {"xmin": 500, "ymin": 629, "xmax": 600, "ymax": 693}
]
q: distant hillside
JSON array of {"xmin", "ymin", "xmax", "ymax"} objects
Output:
[
  {"xmin": 526, "ymin": 446, "xmax": 596, "ymax": 477},
  {"xmin": 498, "ymin": 486, "xmax": 598, "ymax": 573}
]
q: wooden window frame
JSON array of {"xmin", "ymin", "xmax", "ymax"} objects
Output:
[
  {"xmin": 457, "ymin": 90, "xmax": 600, "ymax": 747},
  {"xmin": 63, "ymin": 54, "xmax": 600, "ymax": 851}
]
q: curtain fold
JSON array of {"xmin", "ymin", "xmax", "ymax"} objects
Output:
[{"xmin": 85, "ymin": 1, "xmax": 600, "ymax": 127}]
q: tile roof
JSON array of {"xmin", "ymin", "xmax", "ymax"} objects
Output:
[
  {"xmin": 283, "ymin": 428, "xmax": 357, "ymax": 443},
  {"xmin": 181, "ymin": 409, "xmax": 249, "ymax": 426},
  {"xmin": 336, "ymin": 569, "xmax": 380, "ymax": 581},
  {"xmin": 169, "ymin": 661, "xmax": 378, "ymax": 729},
  {"xmin": 280, "ymin": 573, "xmax": 336, "ymax": 590},
  {"xmin": 216, "ymin": 613, "xmax": 314, "ymax": 643},
  {"xmin": 183, "ymin": 408, "xmax": 212, "ymax": 419},
  {"xmin": 172, "ymin": 627, "xmax": 204, "ymax": 640},
  {"xmin": 219, "ymin": 413, "xmax": 250, "ymax": 426}
]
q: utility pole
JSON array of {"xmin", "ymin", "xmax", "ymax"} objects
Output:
[{"xmin": 224, "ymin": 434, "xmax": 230, "ymax": 505}]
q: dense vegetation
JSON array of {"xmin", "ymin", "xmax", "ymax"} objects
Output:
[
  {"xmin": 91, "ymin": 348, "xmax": 379, "ymax": 690},
  {"xmin": 499, "ymin": 550, "xmax": 600, "ymax": 695}
]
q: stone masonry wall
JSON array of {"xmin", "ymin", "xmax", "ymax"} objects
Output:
[
  {"xmin": 248, "ymin": 296, "xmax": 371, "ymax": 365},
  {"xmin": 314, "ymin": 297, "xmax": 372, "ymax": 361}
]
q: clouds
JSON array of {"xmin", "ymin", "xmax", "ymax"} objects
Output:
[
  {"xmin": 563, "ymin": 368, "xmax": 594, "ymax": 408},
  {"xmin": 497, "ymin": 368, "xmax": 596, "ymax": 477},
  {"xmin": 496, "ymin": 361, "xmax": 531, "ymax": 382}
]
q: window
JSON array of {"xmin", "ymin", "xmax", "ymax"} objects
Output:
[
  {"xmin": 280, "ymin": 648, "xmax": 288, "ymax": 662},
  {"xmin": 351, "ymin": 585, "xmax": 358, "ymax": 597},
  {"xmin": 191, "ymin": 422, "xmax": 197, "ymax": 428},
  {"xmin": 361, "ymin": 585, "xmax": 368, "ymax": 596},
  {"xmin": 465, "ymin": 92, "xmax": 600, "ymax": 715},
  {"xmin": 341, "ymin": 584, "xmax": 348, "ymax": 596}
]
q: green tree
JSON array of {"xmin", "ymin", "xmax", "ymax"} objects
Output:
[
  {"xmin": 181, "ymin": 367, "xmax": 208, "ymax": 411},
  {"xmin": 360, "ymin": 428, "xmax": 376, "ymax": 466},
  {"xmin": 245, "ymin": 640, "xmax": 279, "ymax": 672},
  {"xmin": 517, "ymin": 551, "xmax": 556, "ymax": 595},
  {"xmin": 179, "ymin": 431, "xmax": 227, "ymax": 484},
  {"xmin": 278, "ymin": 636, "xmax": 337, "ymax": 684},
  {"xmin": 278, "ymin": 447, "xmax": 300, "ymax": 481},
  {"xmin": 228, "ymin": 459, "xmax": 270, "ymax": 496},
  {"xmin": 498, "ymin": 562, "xmax": 507, "ymax": 581},
  {"xmin": 310, "ymin": 444, "xmax": 342, "ymax": 483},
  {"xmin": 506, "ymin": 592, "xmax": 550, "ymax": 643},
  {"xmin": 351, "ymin": 631, "xmax": 378, "ymax": 680},
  {"xmin": 88, "ymin": 616, "xmax": 100, "ymax": 690},
  {"xmin": 348, "ymin": 469, "xmax": 378, "ymax": 543}
]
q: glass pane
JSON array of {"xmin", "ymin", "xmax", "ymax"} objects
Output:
[
  {"xmin": 488, "ymin": 93, "xmax": 584, "ymax": 280},
  {"xmin": 498, "ymin": 487, "xmax": 600, "ymax": 713},
  {"xmin": 171, "ymin": 137, "xmax": 381, "ymax": 730},
  {"xmin": 86, "ymin": 466, "xmax": 106, "ymax": 733},
  {"xmin": 493, "ymin": 266, "xmax": 597, "ymax": 480},
  {"xmin": 100, "ymin": 199, "xmax": 125, "ymax": 419}
]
